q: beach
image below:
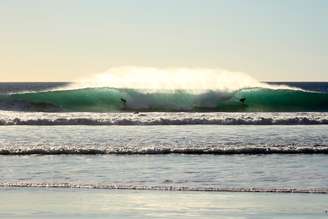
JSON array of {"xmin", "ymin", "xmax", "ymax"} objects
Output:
[{"xmin": 1, "ymin": 188, "xmax": 328, "ymax": 219}]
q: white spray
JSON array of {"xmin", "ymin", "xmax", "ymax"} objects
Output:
[{"xmin": 71, "ymin": 66, "xmax": 293, "ymax": 92}]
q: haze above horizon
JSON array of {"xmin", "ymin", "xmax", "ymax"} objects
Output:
[{"xmin": 1, "ymin": 0, "xmax": 327, "ymax": 82}]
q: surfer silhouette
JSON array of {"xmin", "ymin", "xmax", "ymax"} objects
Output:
[
  {"xmin": 120, "ymin": 98, "xmax": 127, "ymax": 106},
  {"xmin": 240, "ymin": 97, "xmax": 246, "ymax": 104}
]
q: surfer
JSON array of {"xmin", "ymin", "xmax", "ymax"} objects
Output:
[
  {"xmin": 240, "ymin": 97, "xmax": 246, "ymax": 104},
  {"xmin": 121, "ymin": 98, "xmax": 126, "ymax": 104},
  {"xmin": 120, "ymin": 98, "xmax": 127, "ymax": 105}
]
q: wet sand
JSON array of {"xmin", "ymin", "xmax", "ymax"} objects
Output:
[{"xmin": 1, "ymin": 188, "xmax": 327, "ymax": 219}]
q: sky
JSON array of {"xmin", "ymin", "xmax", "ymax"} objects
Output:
[{"xmin": 0, "ymin": 0, "xmax": 327, "ymax": 82}]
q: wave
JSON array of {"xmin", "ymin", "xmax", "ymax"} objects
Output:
[
  {"xmin": 1, "ymin": 116, "xmax": 328, "ymax": 125},
  {"xmin": 1, "ymin": 145, "xmax": 328, "ymax": 155},
  {"xmin": 1, "ymin": 86, "xmax": 328, "ymax": 112},
  {"xmin": 0, "ymin": 182, "xmax": 327, "ymax": 194}
]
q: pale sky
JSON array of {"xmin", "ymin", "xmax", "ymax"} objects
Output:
[{"xmin": 0, "ymin": 0, "xmax": 327, "ymax": 82}]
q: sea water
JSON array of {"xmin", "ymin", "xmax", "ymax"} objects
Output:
[{"xmin": 0, "ymin": 82, "xmax": 328, "ymax": 218}]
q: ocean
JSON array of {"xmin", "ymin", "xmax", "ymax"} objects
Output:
[{"xmin": 1, "ymin": 82, "xmax": 328, "ymax": 218}]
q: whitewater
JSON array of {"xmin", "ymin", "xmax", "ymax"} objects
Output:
[{"xmin": 1, "ymin": 111, "xmax": 328, "ymax": 126}]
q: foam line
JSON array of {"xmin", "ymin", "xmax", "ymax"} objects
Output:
[{"xmin": 0, "ymin": 182, "xmax": 327, "ymax": 194}]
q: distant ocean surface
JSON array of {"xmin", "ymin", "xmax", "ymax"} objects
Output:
[{"xmin": 0, "ymin": 82, "xmax": 328, "ymax": 194}]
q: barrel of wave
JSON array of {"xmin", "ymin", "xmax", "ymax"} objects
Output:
[
  {"xmin": 230, "ymin": 88, "xmax": 328, "ymax": 112},
  {"xmin": 5, "ymin": 87, "xmax": 328, "ymax": 112},
  {"xmin": 7, "ymin": 88, "xmax": 200, "ymax": 112}
]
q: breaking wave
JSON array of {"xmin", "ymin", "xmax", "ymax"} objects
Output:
[
  {"xmin": 1, "ymin": 87, "xmax": 328, "ymax": 112},
  {"xmin": 2, "ymin": 67, "xmax": 327, "ymax": 112}
]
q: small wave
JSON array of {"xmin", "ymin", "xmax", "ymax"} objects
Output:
[
  {"xmin": 1, "ymin": 146, "xmax": 328, "ymax": 155},
  {"xmin": 1, "ymin": 112, "xmax": 328, "ymax": 125},
  {"xmin": 0, "ymin": 182, "xmax": 327, "ymax": 194},
  {"xmin": 1, "ymin": 117, "xmax": 328, "ymax": 125}
]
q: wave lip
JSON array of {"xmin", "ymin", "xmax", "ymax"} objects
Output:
[{"xmin": 1, "ymin": 182, "xmax": 327, "ymax": 194}]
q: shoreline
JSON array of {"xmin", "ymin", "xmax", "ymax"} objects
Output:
[
  {"xmin": 1, "ymin": 187, "xmax": 328, "ymax": 219},
  {"xmin": 1, "ymin": 182, "xmax": 328, "ymax": 194}
]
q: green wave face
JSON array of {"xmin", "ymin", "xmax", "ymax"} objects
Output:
[
  {"xmin": 235, "ymin": 88, "xmax": 328, "ymax": 112},
  {"xmin": 3, "ymin": 87, "xmax": 328, "ymax": 112},
  {"xmin": 9, "ymin": 88, "xmax": 125, "ymax": 112}
]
